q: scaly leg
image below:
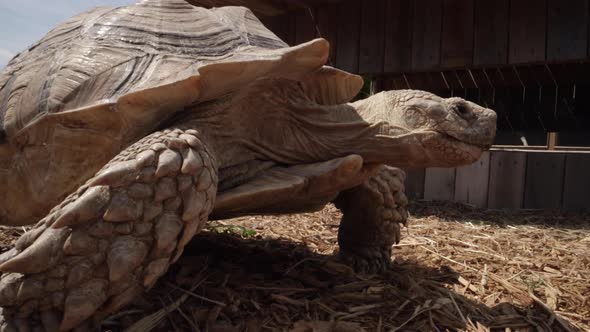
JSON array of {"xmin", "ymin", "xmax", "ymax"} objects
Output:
[
  {"xmin": 334, "ymin": 166, "xmax": 408, "ymax": 273},
  {"xmin": 0, "ymin": 128, "xmax": 217, "ymax": 331}
]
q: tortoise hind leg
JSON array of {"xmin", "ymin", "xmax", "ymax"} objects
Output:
[
  {"xmin": 334, "ymin": 166, "xmax": 408, "ymax": 274},
  {"xmin": 0, "ymin": 129, "xmax": 217, "ymax": 331}
]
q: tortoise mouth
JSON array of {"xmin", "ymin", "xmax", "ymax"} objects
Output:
[
  {"xmin": 436, "ymin": 131, "xmax": 492, "ymax": 150},
  {"xmin": 423, "ymin": 130, "xmax": 488, "ymax": 165}
]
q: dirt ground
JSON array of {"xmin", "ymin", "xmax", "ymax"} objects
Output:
[{"xmin": 1, "ymin": 201, "xmax": 589, "ymax": 331}]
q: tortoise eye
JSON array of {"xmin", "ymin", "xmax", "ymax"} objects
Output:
[
  {"xmin": 456, "ymin": 104, "xmax": 468, "ymax": 114},
  {"xmin": 453, "ymin": 103, "xmax": 473, "ymax": 120}
]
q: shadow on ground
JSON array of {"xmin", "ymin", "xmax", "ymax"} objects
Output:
[
  {"xmin": 410, "ymin": 200, "xmax": 590, "ymax": 230},
  {"xmin": 113, "ymin": 231, "xmax": 577, "ymax": 332}
]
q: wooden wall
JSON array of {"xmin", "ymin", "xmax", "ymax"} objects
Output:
[
  {"xmin": 405, "ymin": 150, "xmax": 590, "ymax": 211},
  {"xmin": 262, "ymin": 0, "xmax": 590, "ymax": 132},
  {"xmin": 261, "ymin": 1, "xmax": 590, "ymax": 211},
  {"xmin": 262, "ymin": 0, "xmax": 590, "ymax": 74}
]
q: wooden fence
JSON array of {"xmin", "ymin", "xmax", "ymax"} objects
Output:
[
  {"xmin": 263, "ymin": 0, "xmax": 590, "ymax": 74},
  {"xmin": 405, "ymin": 150, "xmax": 590, "ymax": 211},
  {"xmin": 262, "ymin": 0, "xmax": 590, "ymax": 133}
]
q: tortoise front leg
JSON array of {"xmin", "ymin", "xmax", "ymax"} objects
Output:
[
  {"xmin": 0, "ymin": 128, "xmax": 217, "ymax": 331},
  {"xmin": 334, "ymin": 166, "xmax": 408, "ymax": 273}
]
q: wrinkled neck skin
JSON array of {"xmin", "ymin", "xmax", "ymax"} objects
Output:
[{"xmin": 182, "ymin": 79, "xmax": 493, "ymax": 170}]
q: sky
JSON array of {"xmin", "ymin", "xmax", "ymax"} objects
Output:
[{"xmin": 0, "ymin": 0, "xmax": 135, "ymax": 68}]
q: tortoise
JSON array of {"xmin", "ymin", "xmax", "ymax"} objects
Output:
[{"xmin": 0, "ymin": 0, "xmax": 496, "ymax": 330}]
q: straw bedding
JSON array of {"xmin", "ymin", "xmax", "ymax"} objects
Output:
[{"xmin": 0, "ymin": 201, "xmax": 588, "ymax": 331}]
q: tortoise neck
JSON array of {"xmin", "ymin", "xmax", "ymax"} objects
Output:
[
  {"xmin": 266, "ymin": 101, "xmax": 422, "ymax": 165},
  {"xmin": 179, "ymin": 82, "xmax": 426, "ymax": 168}
]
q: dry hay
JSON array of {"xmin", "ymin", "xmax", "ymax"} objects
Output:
[
  {"xmin": 116, "ymin": 201, "xmax": 589, "ymax": 332},
  {"xmin": 1, "ymin": 202, "xmax": 589, "ymax": 331}
]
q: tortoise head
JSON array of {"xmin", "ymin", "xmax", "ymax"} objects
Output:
[{"xmin": 351, "ymin": 90, "xmax": 497, "ymax": 168}]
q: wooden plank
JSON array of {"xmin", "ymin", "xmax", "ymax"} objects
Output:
[
  {"xmin": 260, "ymin": 14, "xmax": 295, "ymax": 45},
  {"xmin": 294, "ymin": 8, "xmax": 316, "ymax": 44},
  {"xmin": 411, "ymin": 0, "xmax": 442, "ymax": 71},
  {"xmin": 359, "ymin": 0, "xmax": 386, "ymax": 74},
  {"xmin": 548, "ymin": 132, "xmax": 557, "ymax": 150},
  {"xmin": 424, "ymin": 168, "xmax": 456, "ymax": 201},
  {"xmin": 374, "ymin": 77, "xmax": 392, "ymax": 92},
  {"xmin": 441, "ymin": 0, "xmax": 474, "ymax": 68},
  {"xmin": 391, "ymin": 75, "xmax": 410, "ymax": 89},
  {"xmin": 189, "ymin": 0, "xmax": 288, "ymax": 16},
  {"xmin": 523, "ymin": 152, "xmax": 565, "ymax": 209},
  {"xmin": 189, "ymin": 0, "xmax": 342, "ymax": 16},
  {"xmin": 487, "ymin": 151, "xmax": 526, "ymax": 209},
  {"xmin": 549, "ymin": 64, "xmax": 578, "ymax": 130},
  {"xmin": 455, "ymin": 69, "xmax": 478, "ymax": 95},
  {"xmin": 383, "ymin": 0, "xmax": 413, "ymax": 73},
  {"xmin": 562, "ymin": 154, "xmax": 590, "ymax": 211},
  {"xmin": 474, "ymin": 0, "xmax": 509, "ymax": 65},
  {"xmin": 317, "ymin": 4, "xmax": 339, "ymax": 65},
  {"xmin": 509, "ymin": 0, "xmax": 547, "ymax": 64},
  {"xmin": 404, "ymin": 168, "xmax": 426, "ymax": 199},
  {"xmin": 336, "ymin": 0, "xmax": 361, "ymax": 73},
  {"xmin": 547, "ymin": 0, "xmax": 588, "ymax": 62},
  {"xmin": 441, "ymin": 70, "xmax": 462, "ymax": 91},
  {"xmin": 260, "ymin": 15, "xmax": 280, "ymax": 32},
  {"xmin": 459, "ymin": 70, "xmax": 480, "ymax": 102},
  {"xmin": 406, "ymin": 73, "xmax": 434, "ymax": 91},
  {"xmin": 427, "ymin": 72, "xmax": 450, "ymax": 93},
  {"xmin": 454, "ymin": 151, "xmax": 490, "ymax": 207},
  {"xmin": 510, "ymin": 66, "xmax": 543, "ymax": 131}
]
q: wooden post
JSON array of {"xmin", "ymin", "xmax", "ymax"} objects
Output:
[{"xmin": 547, "ymin": 132, "xmax": 557, "ymax": 150}]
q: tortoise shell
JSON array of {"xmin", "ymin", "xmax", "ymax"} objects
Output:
[{"xmin": 0, "ymin": 0, "xmax": 362, "ymax": 225}]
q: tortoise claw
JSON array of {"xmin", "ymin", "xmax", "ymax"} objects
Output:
[{"xmin": 339, "ymin": 245, "xmax": 393, "ymax": 274}]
